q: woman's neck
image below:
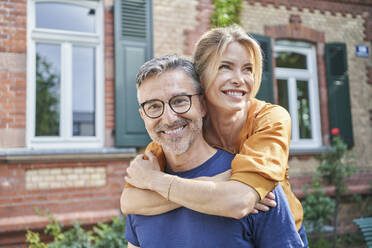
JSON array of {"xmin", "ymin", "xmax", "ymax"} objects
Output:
[{"xmin": 204, "ymin": 102, "xmax": 250, "ymax": 151}]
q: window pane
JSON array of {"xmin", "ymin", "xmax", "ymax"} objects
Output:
[
  {"xmin": 72, "ymin": 46, "xmax": 96, "ymax": 136},
  {"xmin": 277, "ymin": 79, "xmax": 289, "ymax": 112},
  {"xmin": 36, "ymin": 2, "xmax": 96, "ymax": 33},
  {"xmin": 275, "ymin": 51, "xmax": 307, "ymax": 69},
  {"xmin": 297, "ymin": 80, "xmax": 312, "ymax": 139},
  {"xmin": 35, "ymin": 43, "xmax": 61, "ymax": 136}
]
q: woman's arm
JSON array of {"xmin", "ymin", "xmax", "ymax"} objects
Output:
[
  {"xmin": 124, "ymin": 151, "xmax": 259, "ymax": 219},
  {"xmin": 121, "ymin": 187, "xmax": 180, "ymax": 215},
  {"xmin": 121, "ymin": 168, "xmax": 232, "ymax": 215},
  {"xmin": 230, "ymin": 104, "xmax": 292, "ymax": 199}
]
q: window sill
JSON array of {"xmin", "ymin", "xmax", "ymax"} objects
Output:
[
  {"xmin": 0, "ymin": 147, "xmax": 137, "ymax": 163},
  {"xmin": 289, "ymin": 146, "xmax": 328, "ymax": 156}
]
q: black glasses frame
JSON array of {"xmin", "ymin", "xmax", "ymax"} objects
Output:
[{"xmin": 140, "ymin": 93, "xmax": 201, "ymax": 119}]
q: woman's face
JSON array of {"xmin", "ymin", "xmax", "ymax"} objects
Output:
[{"xmin": 205, "ymin": 41, "xmax": 254, "ymax": 112}]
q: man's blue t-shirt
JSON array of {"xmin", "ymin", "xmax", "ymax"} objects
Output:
[{"xmin": 125, "ymin": 149, "xmax": 303, "ymax": 248}]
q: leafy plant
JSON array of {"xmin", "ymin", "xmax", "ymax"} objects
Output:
[
  {"xmin": 316, "ymin": 128, "xmax": 357, "ymax": 248},
  {"xmin": 211, "ymin": 0, "xmax": 242, "ymax": 27},
  {"xmin": 93, "ymin": 217, "xmax": 128, "ymax": 248},
  {"xmin": 26, "ymin": 230, "xmax": 47, "ymax": 248},
  {"xmin": 26, "ymin": 215, "xmax": 127, "ymax": 248},
  {"xmin": 302, "ymin": 179, "xmax": 335, "ymax": 233}
]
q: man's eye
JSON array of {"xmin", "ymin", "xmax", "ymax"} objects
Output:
[
  {"xmin": 147, "ymin": 103, "xmax": 162, "ymax": 111},
  {"xmin": 172, "ymin": 97, "xmax": 188, "ymax": 106}
]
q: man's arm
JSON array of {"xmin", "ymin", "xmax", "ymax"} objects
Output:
[
  {"xmin": 125, "ymin": 152, "xmax": 259, "ymax": 219},
  {"xmin": 127, "ymin": 243, "xmax": 140, "ymax": 248}
]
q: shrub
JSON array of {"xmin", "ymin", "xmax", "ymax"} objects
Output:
[
  {"xmin": 26, "ymin": 215, "xmax": 127, "ymax": 248},
  {"xmin": 302, "ymin": 179, "xmax": 335, "ymax": 233}
]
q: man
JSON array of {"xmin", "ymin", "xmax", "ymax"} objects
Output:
[{"xmin": 123, "ymin": 54, "xmax": 303, "ymax": 248}]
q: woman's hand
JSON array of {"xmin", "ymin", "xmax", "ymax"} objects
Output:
[
  {"xmin": 251, "ymin": 192, "xmax": 276, "ymax": 214},
  {"xmin": 125, "ymin": 150, "xmax": 162, "ymax": 189}
]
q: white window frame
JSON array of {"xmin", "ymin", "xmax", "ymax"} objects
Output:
[
  {"xmin": 26, "ymin": 0, "xmax": 105, "ymax": 149},
  {"xmin": 275, "ymin": 41, "xmax": 322, "ymax": 149}
]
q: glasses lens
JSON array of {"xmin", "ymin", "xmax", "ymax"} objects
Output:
[
  {"xmin": 170, "ymin": 95, "xmax": 191, "ymax": 114},
  {"xmin": 143, "ymin": 100, "xmax": 163, "ymax": 118}
]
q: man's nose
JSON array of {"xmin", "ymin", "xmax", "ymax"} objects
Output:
[{"xmin": 161, "ymin": 104, "xmax": 179, "ymax": 124}]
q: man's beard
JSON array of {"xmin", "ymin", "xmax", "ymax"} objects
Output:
[{"xmin": 150, "ymin": 117, "xmax": 203, "ymax": 155}]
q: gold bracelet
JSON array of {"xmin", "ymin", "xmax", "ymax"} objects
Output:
[{"xmin": 167, "ymin": 176, "xmax": 176, "ymax": 201}]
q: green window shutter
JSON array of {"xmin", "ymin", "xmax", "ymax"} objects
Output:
[
  {"xmin": 251, "ymin": 34, "xmax": 274, "ymax": 104},
  {"xmin": 114, "ymin": 0, "xmax": 152, "ymax": 147},
  {"xmin": 325, "ymin": 43, "xmax": 354, "ymax": 148}
]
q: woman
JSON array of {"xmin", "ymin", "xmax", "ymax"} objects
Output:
[{"xmin": 122, "ymin": 24, "xmax": 307, "ymax": 246}]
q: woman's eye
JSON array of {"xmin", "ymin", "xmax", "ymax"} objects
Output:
[
  {"xmin": 243, "ymin": 66, "xmax": 252, "ymax": 72},
  {"xmin": 218, "ymin": 64, "xmax": 230, "ymax": 70}
]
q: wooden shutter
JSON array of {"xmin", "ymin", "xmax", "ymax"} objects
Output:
[
  {"xmin": 251, "ymin": 34, "xmax": 274, "ymax": 104},
  {"xmin": 114, "ymin": 0, "xmax": 152, "ymax": 147},
  {"xmin": 325, "ymin": 43, "xmax": 354, "ymax": 148}
]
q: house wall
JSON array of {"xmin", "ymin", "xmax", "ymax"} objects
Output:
[
  {"xmin": 0, "ymin": 0, "xmax": 371, "ymax": 246},
  {"xmin": 0, "ymin": 1, "xmax": 131, "ymax": 247},
  {"xmin": 0, "ymin": 0, "xmax": 27, "ymax": 148}
]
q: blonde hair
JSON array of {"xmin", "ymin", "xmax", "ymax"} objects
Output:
[{"xmin": 193, "ymin": 24, "xmax": 263, "ymax": 98}]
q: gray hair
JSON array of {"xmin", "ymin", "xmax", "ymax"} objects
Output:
[{"xmin": 136, "ymin": 54, "xmax": 202, "ymax": 94}]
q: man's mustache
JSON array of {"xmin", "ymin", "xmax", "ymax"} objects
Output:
[{"xmin": 155, "ymin": 118, "xmax": 189, "ymax": 132}]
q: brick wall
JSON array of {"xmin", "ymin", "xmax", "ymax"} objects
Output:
[
  {"xmin": 104, "ymin": 0, "xmax": 115, "ymax": 147},
  {"xmin": 0, "ymin": 0, "xmax": 27, "ymax": 148},
  {"xmin": 0, "ymin": 158, "xmax": 129, "ymax": 233},
  {"xmin": 153, "ymin": 0, "xmax": 199, "ymax": 59}
]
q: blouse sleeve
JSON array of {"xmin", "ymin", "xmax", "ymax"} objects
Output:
[
  {"xmin": 124, "ymin": 141, "xmax": 166, "ymax": 188},
  {"xmin": 144, "ymin": 141, "xmax": 167, "ymax": 171},
  {"xmin": 230, "ymin": 105, "xmax": 291, "ymax": 199}
]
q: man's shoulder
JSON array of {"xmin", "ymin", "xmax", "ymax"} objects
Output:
[{"xmin": 214, "ymin": 149, "xmax": 235, "ymax": 164}]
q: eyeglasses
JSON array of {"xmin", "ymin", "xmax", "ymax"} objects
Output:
[{"xmin": 140, "ymin": 94, "xmax": 201, "ymax": 119}]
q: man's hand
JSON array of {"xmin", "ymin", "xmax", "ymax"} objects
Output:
[
  {"xmin": 251, "ymin": 192, "xmax": 277, "ymax": 214},
  {"xmin": 125, "ymin": 150, "xmax": 162, "ymax": 190}
]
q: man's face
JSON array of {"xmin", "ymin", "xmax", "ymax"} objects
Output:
[{"xmin": 138, "ymin": 69, "xmax": 206, "ymax": 155}]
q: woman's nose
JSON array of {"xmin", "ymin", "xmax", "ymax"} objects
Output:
[{"xmin": 231, "ymin": 71, "xmax": 244, "ymax": 86}]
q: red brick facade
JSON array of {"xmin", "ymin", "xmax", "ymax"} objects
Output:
[
  {"xmin": 104, "ymin": 6, "xmax": 115, "ymax": 132},
  {"xmin": 0, "ymin": 0, "xmax": 27, "ymax": 131},
  {"xmin": 0, "ymin": 1, "xmax": 130, "ymax": 246},
  {"xmin": 0, "ymin": 157, "xmax": 130, "ymax": 247},
  {"xmin": 184, "ymin": 0, "xmax": 214, "ymax": 55},
  {"xmin": 0, "ymin": 159, "xmax": 128, "ymax": 229},
  {"xmin": 0, "ymin": 0, "xmax": 371, "ymax": 246},
  {"xmin": 246, "ymin": 0, "xmax": 372, "ymax": 42}
]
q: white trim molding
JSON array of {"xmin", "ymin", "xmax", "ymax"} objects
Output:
[
  {"xmin": 275, "ymin": 41, "xmax": 322, "ymax": 149},
  {"xmin": 26, "ymin": 0, "xmax": 105, "ymax": 149}
]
